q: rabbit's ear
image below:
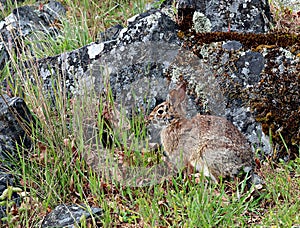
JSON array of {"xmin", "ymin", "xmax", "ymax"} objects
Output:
[
  {"xmin": 168, "ymin": 83, "xmax": 187, "ymax": 115},
  {"xmin": 169, "ymin": 83, "xmax": 186, "ymax": 105}
]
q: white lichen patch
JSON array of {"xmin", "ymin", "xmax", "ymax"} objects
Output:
[
  {"xmin": 199, "ymin": 43, "xmax": 219, "ymax": 61},
  {"xmin": 40, "ymin": 68, "xmax": 54, "ymax": 80},
  {"xmin": 5, "ymin": 13, "xmax": 16, "ymax": 31},
  {"xmin": 161, "ymin": 7, "xmax": 176, "ymax": 21},
  {"xmin": 241, "ymin": 67, "xmax": 250, "ymax": 76},
  {"xmin": 144, "ymin": 12, "xmax": 161, "ymax": 36},
  {"xmin": 148, "ymin": 11, "xmax": 162, "ymax": 23},
  {"xmin": 192, "ymin": 12, "xmax": 211, "ymax": 33},
  {"xmin": 119, "ymin": 27, "xmax": 128, "ymax": 39},
  {"xmin": 87, "ymin": 43, "xmax": 104, "ymax": 59},
  {"xmin": 127, "ymin": 14, "xmax": 139, "ymax": 25},
  {"xmin": 280, "ymin": 47, "xmax": 295, "ymax": 59},
  {"xmin": 0, "ymin": 21, "xmax": 5, "ymax": 30}
]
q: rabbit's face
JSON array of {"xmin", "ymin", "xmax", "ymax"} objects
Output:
[
  {"xmin": 147, "ymin": 84, "xmax": 187, "ymax": 127},
  {"xmin": 147, "ymin": 102, "xmax": 175, "ymax": 127}
]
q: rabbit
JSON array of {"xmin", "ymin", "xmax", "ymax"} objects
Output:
[{"xmin": 147, "ymin": 83, "xmax": 254, "ymax": 183}]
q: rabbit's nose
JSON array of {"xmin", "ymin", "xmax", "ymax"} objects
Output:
[{"xmin": 167, "ymin": 115, "xmax": 174, "ymax": 122}]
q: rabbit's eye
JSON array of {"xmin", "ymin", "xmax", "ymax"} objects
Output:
[{"xmin": 157, "ymin": 109, "xmax": 164, "ymax": 115}]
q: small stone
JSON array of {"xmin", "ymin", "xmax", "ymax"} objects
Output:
[
  {"xmin": 41, "ymin": 204, "xmax": 103, "ymax": 228},
  {"xmin": 222, "ymin": 41, "xmax": 243, "ymax": 51}
]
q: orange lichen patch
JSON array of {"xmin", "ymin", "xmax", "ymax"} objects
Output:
[{"xmin": 253, "ymin": 44, "xmax": 277, "ymax": 52}]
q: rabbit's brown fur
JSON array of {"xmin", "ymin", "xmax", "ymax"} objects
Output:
[{"xmin": 148, "ymin": 84, "xmax": 253, "ymax": 182}]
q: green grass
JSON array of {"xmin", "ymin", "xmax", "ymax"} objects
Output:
[{"xmin": 0, "ymin": 0, "xmax": 299, "ymax": 227}]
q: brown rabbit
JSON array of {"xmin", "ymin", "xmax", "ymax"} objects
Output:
[{"xmin": 148, "ymin": 83, "xmax": 253, "ymax": 183}]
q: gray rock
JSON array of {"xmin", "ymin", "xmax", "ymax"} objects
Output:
[
  {"xmin": 35, "ymin": 10, "xmax": 180, "ymax": 109},
  {"xmin": 235, "ymin": 51, "xmax": 265, "ymax": 85},
  {"xmin": 41, "ymin": 204, "xmax": 103, "ymax": 228},
  {"xmin": 157, "ymin": 0, "xmax": 272, "ymax": 33},
  {"xmin": 196, "ymin": 0, "xmax": 272, "ymax": 33},
  {"xmin": 0, "ymin": 1, "xmax": 66, "ymax": 71},
  {"xmin": 222, "ymin": 40, "xmax": 243, "ymax": 51},
  {"xmin": 0, "ymin": 94, "xmax": 32, "ymax": 162},
  {"xmin": 0, "ymin": 94, "xmax": 29, "ymax": 220},
  {"xmin": 0, "ymin": 172, "xmax": 20, "ymax": 219}
]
